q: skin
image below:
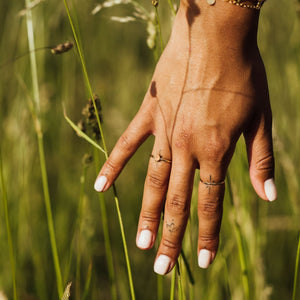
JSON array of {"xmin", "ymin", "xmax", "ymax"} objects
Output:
[{"xmin": 95, "ymin": 0, "xmax": 275, "ymax": 273}]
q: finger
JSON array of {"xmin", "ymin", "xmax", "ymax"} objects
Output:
[
  {"xmin": 94, "ymin": 110, "xmax": 152, "ymax": 192},
  {"xmin": 153, "ymin": 156, "xmax": 195, "ymax": 275},
  {"xmin": 136, "ymin": 138, "xmax": 171, "ymax": 250},
  {"xmin": 244, "ymin": 114, "xmax": 277, "ymax": 202},
  {"xmin": 197, "ymin": 163, "xmax": 225, "ymax": 269}
]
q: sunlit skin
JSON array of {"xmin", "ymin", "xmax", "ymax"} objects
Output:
[{"xmin": 95, "ymin": 0, "xmax": 277, "ymax": 274}]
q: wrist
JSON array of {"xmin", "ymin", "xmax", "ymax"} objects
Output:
[{"xmin": 175, "ymin": 0, "xmax": 260, "ymax": 51}]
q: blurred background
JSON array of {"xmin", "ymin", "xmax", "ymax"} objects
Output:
[{"xmin": 0, "ymin": 0, "xmax": 299, "ymax": 299}]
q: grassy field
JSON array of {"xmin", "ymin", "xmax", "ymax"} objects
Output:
[{"xmin": 0, "ymin": 0, "xmax": 300, "ymax": 299}]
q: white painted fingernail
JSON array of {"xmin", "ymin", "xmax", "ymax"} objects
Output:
[
  {"xmin": 264, "ymin": 178, "xmax": 277, "ymax": 202},
  {"xmin": 154, "ymin": 255, "xmax": 171, "ymax": 275},
  {"xmin": 94, "ymin": 176, "xmax": 107, "ymax": 192},
  {"xmin": 137, "ymin": 230, "xmax": 152, "ymax": 249},
  {"xmin": 198, "ymin": 249, "xmax": 212, "ymax": 269}
]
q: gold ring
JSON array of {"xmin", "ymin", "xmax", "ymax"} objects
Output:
[
  {"xmin": 150, "ymin": 153, "xmax": 172, "ymax": 164},
  {"xmin": 199, "ymin": 177, "xmax": 225, "ymax": 186}
]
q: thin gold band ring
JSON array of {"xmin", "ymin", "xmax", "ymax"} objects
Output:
[
  {"xmin": 199, "ymin": 177, "xmax": 225, "ymax": 186},
  {"xmin": 150, "ymin": 153, "xmax": 172, "ymax": 164}
]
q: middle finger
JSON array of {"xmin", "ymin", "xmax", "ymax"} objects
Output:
[{"xmin": 136, "ymin": 136, "xmax": 171, "ymax": 250}]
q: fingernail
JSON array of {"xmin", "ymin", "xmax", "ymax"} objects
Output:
[
  {"xmin": 154, "ymin": 255, "xmax": 171, "ymax": 275},
  {"xmin": 94, "ymin": 176, "xmax": 107, "ymax": 192},
  {"xmin": 198, "ymin": 249, "xmax": 212, "ymax": 269},
  {"xmin": 137, "ymin": 230, "xmax": 152, "ymax": 249},
  {"xmin": 264, "ymin": 178, "xmax": 277, "ymax": 202}
]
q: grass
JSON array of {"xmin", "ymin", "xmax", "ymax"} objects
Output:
[
  {"xmin": 0, "ymin": 0, "xmax": 299, "ymax": 299},
  {"xmin": 25, "ymin": 0, "xmax": 63, "ymax": 297},
  {"xmin": 0, "ymin": 153, "xmax": 17, "ymax": 300}
]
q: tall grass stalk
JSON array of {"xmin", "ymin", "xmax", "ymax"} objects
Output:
[
  {"xmin": 170, "ymin": 267, "xmax": 176, "ymax": 300},
  {"xmin": 222, "ymin": 256, "xmax": 232, "ymax": 299},
  {"xmin": 154, "ymin": 4, "xmax": 164, "ymax": 53},
  {"xmin": 62, "ymin": 1, "xmax": 136, "ymax": 298},
  {"xmin": 94, "ymin": 148, "xmax": 117, "ymax": 300},
  {"xmin": 167, "ymin": 0, "xmax": 177, "ymax": 15},
  {"xmin": 24, "ymin": 0, "xmax": 40, "ymax": 113},
  {"xmin": 64, "ymin": 107, "xmax": 117, "ymax": 299},
  {"xmin": 112, "ymin": 184, "xmax": 136, "ymax": 299},
  {"xmin": 156, "ymin": 218, "xmax": 164, "ymax": 300},
  {"xmin": 227, "ymin": 174, "xmax": 250, "ymax": 300},
  {"xmin": 62, "ymin": 0, "xmax": 104, "ymax": 153},
  {"xmin": 180, "ymin": 250, "xmax": 194, "ymax": 285},
  {"xmin": 0, "ymin": 152, "xmax": 18, "ymax": 300},
  {"xmin": 82, "ymin": 261, "xmax": 92, "ymax": 300},
  {"xmin": 177, "ymin": 261, "xmax": 185, "ymax": 300},
  {"xmin": 157, "ymin": 274, "xmax": 163, "ymax": 300},
  {"xmin": 25, "ymin": 0, "xmax": 63, "ymax": 297},
  {"xmin": 75, "ymin": 162, "xmax": 88, "ymax": 300},
  {"xmin": 292, "ymin": 232, "xmax": 300, "ymax": 300}
]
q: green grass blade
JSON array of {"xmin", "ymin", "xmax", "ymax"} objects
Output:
[
  {"xmin": 154, "ymin": 5, "xmax": 164, "ymax": 53},
  {"xmin": 177, "ymin": 261, "xmax": 186, "ymax": 300},
  {"xmin": 75, "ymin": 163, "xmax": 89, "ymax": 299},
  {"xmin": 157, "ymin": 274, "xmax": 163, "ymax": 300},
  {"xmin": 62, "ymin": 1, "xmax": 136, "ymax": 298},
  {"xmin": 25, "ymin": 0, "xmax": 40, "ymax": 112},
  {"xmin": 37, "ymin": 134, "xmax": 64, "ymax": 298},
  {"xmin": 292, "ymin": 232, "xmax": 300, "ymax": 300},
  {"xmin": 180, "ymin": 250, "xmax": 195, "ymax": 285},
  {"xmin": 227, "ymin": 174, "xmax": 250, "ymax": 300},
  {"xmin": 82, "ymin": 262, "xmax": 93, "ymax": 300},
  {"xmin": 113, "ymin": 184, "xmax": 136, "ymax": 300},
  {"xmin": 63, "ymin": 108, "xmax": 106, "ymax": 155},
  {"xmin": 167, "ymin": 0, "xmax": 177, "ymax": 15},
  {"xmin": 157, "ymin": 218, "xmax": 164, "ymax": 300},
  {"xmin": 94, "ymin": 147, "xmax": 117, "ymax": 300},
  {"xmin": 62, "ymin": 0, "xmax": 107, "ymax": 158},
  {"xmin": 170, "ymin": 266, "xmax": 176, "ymax": 300},
  {"xmin": 0, "ymin": 152, "xmax": 18, "ymax": 300},
  {"xmin": 25, "ymin": 1, "xmax": 63, "ymax": 296},
  {"xmin": 98, "ymin": 192, "xmax": 118, "ymax": 300}
]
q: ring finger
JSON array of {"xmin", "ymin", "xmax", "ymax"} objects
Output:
[{"xmin": 154, "ymin": 153, "xmax": 195, "ymax": 275}]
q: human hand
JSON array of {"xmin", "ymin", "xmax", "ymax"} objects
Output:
[{"xmin": 94, "ymin": 0, "xmax": 277, "ymax": 275}]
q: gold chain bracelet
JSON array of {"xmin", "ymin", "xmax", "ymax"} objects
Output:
[{"xmin": 223, "ymin": 0, "xmax": 266, "ymax": 9}]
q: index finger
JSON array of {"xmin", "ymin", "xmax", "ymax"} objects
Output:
[{"xmin": 94, "ymin": 110, "xmax": 152, "ymax": 192}]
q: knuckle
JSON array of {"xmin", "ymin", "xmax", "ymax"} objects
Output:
[
  {"xmin": 255, "ymin": 154, "xmax": 274, "ymax": 172},
  {"xmin": 198, "ymin": 199, "xmax": 222, "ymax": 219},
  {"xmin": 198, "ymin": 233, "xmax": 219, "ymax": 248},
  {"xmin": 161, "ymin": 237, "xmax": 181, "ymax": 250},
  {"xmin": 105, "ymin": 158, "xmax": 119, "ymax": 174},
  {"xmin": 204, "ymin": 132, "xmax": 231, "ymax": 163},
  {"xmin": 198, "ymin": 233, "xmax": 217, "ymax": 243},
  {"xmin": 166, "ymin": 194, "xmax": 189, "ymax": 214},
  {"xmin": 140, "ymin": 210, "xmax": 161, "ymax": 224},
  {"xmin": 117, "ymin": 134, "xmax": 134, "ymax": 153},
  {"xmin": 174, "ymin": 129, "xmax": 193, "ymax": 150},
  {"xmin": 146, "ymin": 172, "xmax": 168, "ymax": 190}
]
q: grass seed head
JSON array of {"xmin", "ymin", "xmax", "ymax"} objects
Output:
[
  {"xmin": 78, "ymin": 95, "xmax": 103, "ymax": 141},
  {"xmin": 82, "ymin": 153, "xmax": 93, "ymax": 166},
  {"xmin": 51, "ymin": 42, "xmax": 73, "ymax": 55},
  {"xmin": 152, "ymin": 0, "xmax": 159, "ymax": 7},
  {"xmin": 61, "ymin": 282, "xmax": 72, "ymax": 300}
]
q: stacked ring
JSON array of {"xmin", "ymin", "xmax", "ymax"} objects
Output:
[{"xmin": 150, "ymin": 153, "xmax": 172, "ymax": 164}]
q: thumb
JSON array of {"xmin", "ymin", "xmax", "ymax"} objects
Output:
[{"xmin": 244, "ymin": 115, "xmax": 277, "ymax": 202}]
